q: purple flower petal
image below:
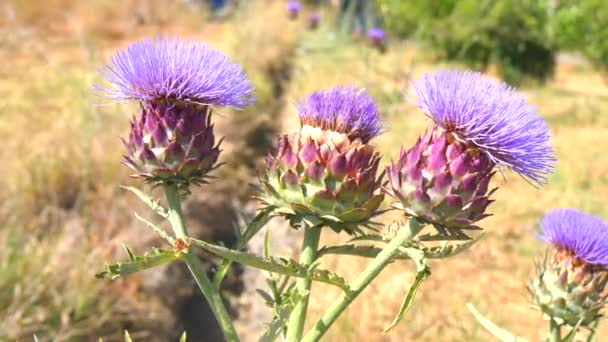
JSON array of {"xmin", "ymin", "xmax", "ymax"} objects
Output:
[
  {"xmin": 297, "ymin": 86, "xmax": 386, "ymax": 143},
  {"xmin": 411, "ymin": 70, "xmax": 555, "ymax": 185},
  {"xmin": 95, "ymin": 37, "xmax": 254, "ymax": 107},
  {"xmin": 538, "ymin": 208, "xmax": 608, "ymax": 267}
]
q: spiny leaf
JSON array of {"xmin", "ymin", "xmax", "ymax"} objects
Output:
[
  {"xmin": 318, "ymin": 235, "xmax": 482, "ymax": 261},
  {"xmin": 122, "ymin": 186, "xmax": 168, "ymax": 219},
  {"xmin": 96, "ymin": 247, "xmax": 183, "ymax": 280},
  {"xmin": 260, "ymin": 287, "xmax": 305, "ymax": 342},
  {"xmin": 416, "ymin": 233, "xmax": 484, "ymax": 259},
  {"xmin": 383, "ymin": 266, "xmax": 431, "ymax": 333},
  {"xmin": 466, "ymin": 303, "xmax": 528, "ymax": 342},
  {"xmin": 213, "ymin": 207, "xmax": 275, "ymax": 287},
  {"xmin": 192, "ymin": 239, "xmax": 350, "ymax": 291},
  {"xmin": 134, "ymin": 212, "xmax": 174, "ymax": 244}
]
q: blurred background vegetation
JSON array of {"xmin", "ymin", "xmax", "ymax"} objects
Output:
[{"xmin": 1, "ymin": 0, "xmax": 607, "ymax": 341}]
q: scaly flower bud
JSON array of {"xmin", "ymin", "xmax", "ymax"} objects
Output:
[
  {"xmin": 386, "ymin": 70, "xmax": 555, "ymax": 229},
  {"xmin": 258, "ymin": 87, "xmax": 386, "ymax": 233},
  {"xmin": 530, "ymin": 209, "xmax": 608, "ymax": 326},
  {"xmin": 96, "ymin": 37, "xmax": 253, "ymax": 186}
]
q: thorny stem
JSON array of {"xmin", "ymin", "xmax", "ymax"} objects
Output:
[
  {"xmin": 286, "ymin": 225, "xmax": 322, "ymax": 342},
  {"xmin": 164, "ymin": 184, "xmax": 240, "ymax": 342},
  {"xmin": 302, "ymin": 219, "xmax": 423, "ymax": 342}
]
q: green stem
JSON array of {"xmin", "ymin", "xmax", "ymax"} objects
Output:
[
  {"xmin": 164, "ymin": 184, "xmax": 240, "ymax": 342},
  {"xmin": 286, "ymin": 225, "xmax": 322, "ymax": 342},
  {"xmin": 302, "ymin": 219, "xmax": 423, "ymax": 342},
  {"xmin": 549, "ymin": 319, "xmax": 561, "ymax": 342}
]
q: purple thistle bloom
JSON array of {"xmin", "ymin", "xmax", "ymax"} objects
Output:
[
  {"xmin": 297, "ymin": 86, "xmax": 386, "ymax": 143},
  {"xmin": 412, "ymin": 70, "xmax": 555, "ymax": 185},
  {"xmin": 367, "ymin": 28, "xmax": 386, "ymax": 42},
  {"xmin": 308, "ymin": 12, "xmax": 321, "ymax": 29},
  {"xmin": 96, "ymin": 37, "xmax": 253, "ymax": 107},
  {"xmin": 539, "ymin": 208, "xmax": 608, "ymax": 267},
  {"xmin": 287, "ymin": 1, "xmax": 301, "ymax": 19}
]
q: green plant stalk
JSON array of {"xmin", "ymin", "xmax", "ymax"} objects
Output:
[
  {"xmin": 302, "ymin": 219, "xmax": 423, "ymax": 342},
  {"xmin": 549, "ymin": 319, "xmax": 561, "ymax": 342},
  {"xmin": 286, "ymin": 225, "xmax": 322, "ymax": 342},
  {"xmin": 164, "ymin": 184, "xmax": 239, "ymax": 342}
]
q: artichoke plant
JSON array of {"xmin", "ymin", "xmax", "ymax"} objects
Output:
[
  {"xmin": 387, "ymin": 70, "xmax": 554, "ymax": 229},
  {"xmin": 531, "ymin": 209, "xmax": 608, "ymax": 327},
  {"xmin": 258, "ymin": 86, "xmax": 386, "ymax": 233}
]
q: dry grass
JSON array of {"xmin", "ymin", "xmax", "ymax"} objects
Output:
[{"xmin": 3, "ymin": 0, "xmax": 608, "ymax": 341}]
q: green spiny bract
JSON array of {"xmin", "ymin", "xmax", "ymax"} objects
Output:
[
  {"xmin": 530, "ymin": 249, "xmax": 608, "ymax": 327},
  {"xmin": 258, "ymin": 125, "xmax": 384, "ymax": 234}
]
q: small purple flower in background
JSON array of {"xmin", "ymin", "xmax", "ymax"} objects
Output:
[
  {"xmin": 287, "ymin": 1, "xmax": 301, "ymax": 20},
  {"xmin": 530, "ymin": 209, "xmax": 608, "ymax": 326},
  {"xmin": 367, "ymin": 28, "xmax": 386, "ymax": 51},
  {"xmin": 97, "ymin": 37, "xmax": 253, "ymax": 187},
  {"xmin": 259, "ymin": 87, "xmax": 386, "ymax": 233},
  {"xmin": 307, "ymin": 12, "xmax": 321, "ymax": 30},
  {"xmin": 386, "ymin": 70, "xmax": 554, "ymax": 229}
]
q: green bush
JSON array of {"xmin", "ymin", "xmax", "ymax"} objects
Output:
[
  {"xmin": 555, "ymin": 0, "xmax": 608, "ymax": 70},
  {"xmin": 376, "ymin": 0, "xmax": 557, "ymax": 85}
]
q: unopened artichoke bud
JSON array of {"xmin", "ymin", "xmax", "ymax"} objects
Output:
[
  {"xmin": 386, "ymin": 129, "xmax": 496, "ymax": 228},
  {"xmin": 530, "ymin": 209, "xmax": 608, "ymax": 326},
  {"xmin": 259, "ymin": 87, "xmax": 386, "ymax": 234},
  {"xmin": 387, "ymin": 70, "xmax": 555, "ymax": 229},
  {"xmin": 96, "ymin": 37, "xmax": 253, "ymax": 187},
  {"xmin": 123, "ymin": 101, "xmax": 220, "ymax": 185}
]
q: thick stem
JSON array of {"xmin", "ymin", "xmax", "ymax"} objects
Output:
[
  {"xmin": 549, "ymin": 319, "xmax": 561, "ymax": 342},
  {"xmin": 302, "ymin": 219, "xmax": 423, "ymax": 342},
  {"xmin": 164, "ymin": 184, "xmax": 240, "ymax": 342},
  {"xmin": 286, "ymin": 225, "xmax": 322, "ymax": 342}
]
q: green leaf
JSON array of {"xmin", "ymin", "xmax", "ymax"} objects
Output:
[
  {"xmin": 416, "ymin": 233, "xmax": 484, "ymax": 259},
  {"xmin": 192, "ymin": 239, "xmax": 350, "ymax": 291},
  {"xmin": 213, "ymin": 207, "xmax": 275, "ymax": 287},
  {"xmin": 383, "ymin": 265, "xmax": 431, "ymax": 332},
  {"xmin": 134, "ymin": 212, "xmax": 174, "ymax": 244},
  {"xmin": 466, "ymin": 303, "xmax": 528, "ymax": 342},
  {"xmin": 260, "ymin": 287, "xmax": 305, "ymax": 342},
  {"xmin": 96, "ymin": 246, "xmax": 183, "ymax": 280},
  {"xmin": 179, "ymin": 331, "xmax": 187, "ymax": 342},
  {"xmin": 317, "ymin": 235, "xmax": 483, "ymax": 261},
  {"xmin": 122, "ymin": 186, "xmax": 169, "ymax": 219},
  {"xmin": 124, "ymin": 331, "xmax": 133, "ymax": 342}
]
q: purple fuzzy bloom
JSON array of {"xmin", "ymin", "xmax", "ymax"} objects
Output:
[
  {"xmin": 308, "ymin": 12, "xmax": 321, "ymax": 29},
  {"xmin": 297, "ymin": 86, "xmax": 386, "ymax": 143},
  {"xmin": 287, "ymin": 1, "xmax": 301, "ymax": 18},
  {"xmin": 412, "ymin": 70, "xmax": 555, "ymax": 185},
  {"xmin": 539, "ymin": 209, "xmax": 608, "ymax": 267},
  {"xmin": 95, "ymin": 37, "xmax": 253, "ymax": 107},
  {"xmin": 367, "ymin": 28, "xmax": 386, "ymax": 42}
]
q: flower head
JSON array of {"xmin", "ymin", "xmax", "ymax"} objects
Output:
[
  {"xmin": 530, "ymin": 209, "xmax": 608, "ymax": 326},
  {"xmin": 308, "ymin": 12, "xmax": 321, "ymax": 29},
  {"xmin": 96, "ymin": 37, "xmax": 253, "ymax": 107},
  {"xmin": 297, "ymin": 86, "xmax": 386, "ymax": 143},
  {"xmin": 367, "ymin": 28, "xmax": 386, "ymax": 42},
  {"xmin": 539, "ymin": 209, "xmax": 608, "ymax": 267},
  {"xmin": 287, "ymin": 1, "xmax": 301, "ymax": 19},
  {"xmin": 412, "ymin": 70, "xmax": 555, "ymax": 185}
]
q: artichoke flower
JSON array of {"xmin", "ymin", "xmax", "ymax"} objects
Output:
[
  {"xmin": 530, "ymin": 209, "xmax": 608, "ymax": 327},
  {"xmin": 286, "ymin": 1, "xmax": 301, "ymax": 20},
  {"xmin": 96, "ymin": 37, "xmax": 253, "ymax": 187},
  {"xmin": 387, "ymin": 70, "xmax": 555, "ymax": 229},
  {"xmin": 386, "ymin": 129, "xmax": 495, "ymax": 228},
  {"xmin": 259, "ymin": 87, "xmax": 386, "ymax": 233}
]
